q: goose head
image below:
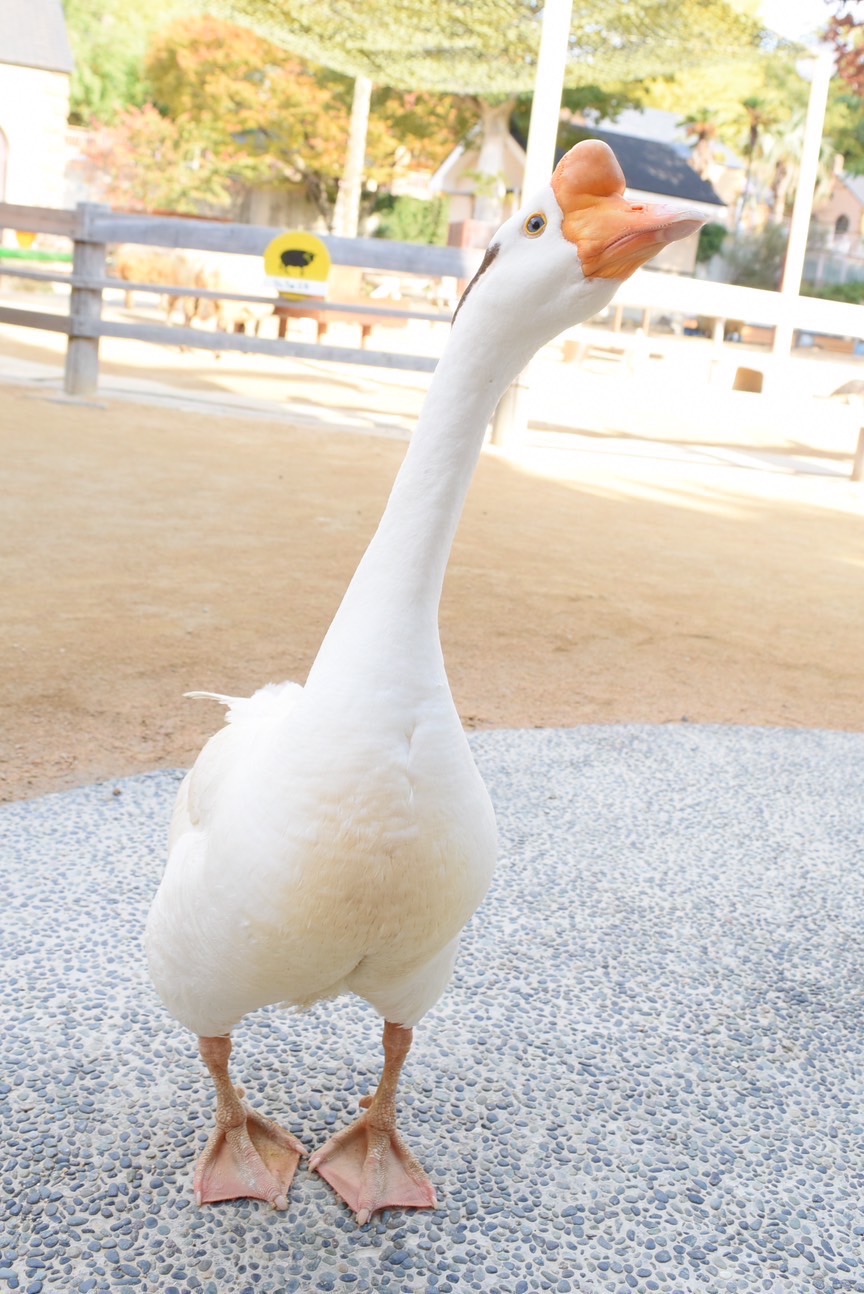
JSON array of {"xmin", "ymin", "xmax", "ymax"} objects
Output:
[{"xmin": 453, "ymin": 139, "xmax": 705, "ymax": 357}]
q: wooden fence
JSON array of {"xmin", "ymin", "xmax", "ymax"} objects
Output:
[
  {"xmin": 0, "ymin": 201, "xmax": 484, "ymax": 395},
  {"xmin": 2, "ymin": 200, "xmax": 864, "ymax": 469}
]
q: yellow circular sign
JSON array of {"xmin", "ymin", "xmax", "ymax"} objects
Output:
[{"xmin": 264, "ymin": 232, "xmax": 331, "ymax": 300}]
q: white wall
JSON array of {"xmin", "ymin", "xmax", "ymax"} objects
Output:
[{"xmin": 0, "ymin": 62, "xmax": 70, "ymax": 209}]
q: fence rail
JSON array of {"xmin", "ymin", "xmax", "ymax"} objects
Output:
[
  {"xmin": 1, "ymin": 200, "xmax": 864, "ymax": 404},
  {"xmin": 0, "ymin": 262, "xmax": 451, "ymax": 323},
  {"xmin": 614, "ymin": 267, "xmax": 864, "ymax": 339},
  {"xmin": 0, "ymin": 200, "xmax": 482, "ymax": 392}
]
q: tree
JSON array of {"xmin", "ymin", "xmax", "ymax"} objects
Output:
[
  {"xmin": 738, "ymin": 95, "xmax": 775, "ymax": 222},
  {"xmin": 826, "ymin": 0, "xmax": 864, "ymax": 98},
  {"xmin": 758, "ymin": 109, "xmax": 837, "ymax": 220},
  {"xmin": 199, "ymin": 0, "xmax": 761, "ymax": 226},
  {"xmin": 145, "ymin": 17, "xmax": 354, "ymax": 220},
  {"xmin": 829, "ymin": 89, "xmax": 864, "ymax": 172},
  {"xmin": 200, "ymin": 0, "xmax": 761, "ymax": 94},
  {"xmin": 723, "ymin": 222, "xmax": 788, "ymax": 288},
  {"xmin": 366, "ymin": 90, "xmax": 478, "ymax": 177},
  {"xmin": 81, "ymin": 104, "xmax": 236, "ymax": 212},
  {"xmin": 372, "ymin": 194, "xmax": 450, "ymax": 244},
  {"xmin": 683, "ymin": 108, "xmax": 721, "ymax": 179},
  {"xmin": 696, "ymin": 222, "xmax": 727, "ymax": 263},
  {"xmin": 82, "ymin": 16, "xmax": 479, "ymax": 222},
  {"xmin": 823, "ymin": 3, "xmax": 864, "ymax": 173},
  {"xmin": 647, "ymin": 38, "xmax": 864, "ymax": 217},
  {"xmin": 62, "ymin": 0, "xmax": 190, "ymax": 124}
]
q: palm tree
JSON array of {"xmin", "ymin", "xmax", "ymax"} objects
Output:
[
  {"xmin": 683, "ymin": 107, "xmax": 719, "ymax": 179},
  {"xmin": 758, "ymin": 110, "xmax": 836, "ymax": 224},
  {"xmin": 737, "ymin": 95, "xmax": 774, "ymax": 231}
]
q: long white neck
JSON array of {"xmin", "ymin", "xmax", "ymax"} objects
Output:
[{"xmin": 306, "ymin": 294, "xmax": 539, "ymax": 687}]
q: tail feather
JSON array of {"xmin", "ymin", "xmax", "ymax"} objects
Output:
[
  {"xmin": 185, "ymin": 682, "xmax": 302, "ymax": 725},
  {"xmin": 184, "ymin": 690, "xmax": 239, "ymax": 706}
]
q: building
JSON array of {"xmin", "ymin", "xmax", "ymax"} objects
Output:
[
  {"xmin": 813, "ymin": 171, "xmax": 864, "ymax": 246},
  {"xmin": 0, "ymin": 0, "xmax": 74, "ymax": 210},
  {"xmin": 581, "ymin": 107, "xmax": 745, "ymax": 222},
  {"xmin": 808, "ymin": 172, "xmax": 864, "ymax": 288},
  {"xmin": 432, "ymin": 115, "xmax": 727, "ymax": 273}
]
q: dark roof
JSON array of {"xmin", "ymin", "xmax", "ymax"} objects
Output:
[
  {"xmin": 554, "ymin": 124, "xmax": 725, "ymax": 208},
  {"xmin": 0, "ymin": 0, "xmax": 73, "ymax": 74}
]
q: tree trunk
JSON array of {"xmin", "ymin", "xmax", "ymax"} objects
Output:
[{"xmin": 473, "ymin": 99, "xmax": 516, "ymax": 225}]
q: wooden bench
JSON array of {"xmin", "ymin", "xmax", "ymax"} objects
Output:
[{"xmin": 273, "ymin": 267, "xmax": 420, "ymax": 347}]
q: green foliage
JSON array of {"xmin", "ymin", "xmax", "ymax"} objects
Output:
[
  {"xmin": 827, "ymin": 90, "xmax": 864, "ymax": 174},
  {"xmin": 372, "ymin": 194, "xmax": 450, "ymax": 245},
  {"xmin": 63, "ymin": 0, "xmax": 191, "ymax": 124},
  {"xmin": 201, "ymin": 0, "xmax": 761, "ymax": 94},
  {"xmin": 80, "ymin": 15, "xmax": 476, "ymax": 222},
  {"xmin": 559, "ymin": 82, "xmax": 648, "ymax": 121},
  {"xmin": 802, "ymin": 278, "xmax": 864, "ymax": 303},
  {"xmin": 826, "ymin": 0, "xmax": 864, "ymax": 99},
  {"xmin": 369, "ymin": 90, "xmax": 479, "ymax": 174},
  {"xmin": 645, "ymin": 43, "xmax": 808, "ymax": 157},
  {"xmin": 144, "ymin": 15, "xmax": 353, "ymax": 219},
  {"xmin": 723, "ymin": 224, "xmax": 788, "ymax": 290},
  {"xmin": 507, "ymin": 81, "xmax": 648, "ymax": 144},
  {"xmin": 649, "ymin": 45, "xmax": 864, "ymax": 218},
  {"xmin": 697, "ymin": 222, "xmax": 727, "ymax": 263},
  {"xmin": 81, "ymin": 104, "xmax": 237, "ymax": 212}
]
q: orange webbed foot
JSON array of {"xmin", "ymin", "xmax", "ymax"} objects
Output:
[
  {"xmin": 194, "ymin": 1094, "xmax": 307, "ymax": 1208},
  {"xmin": 310, "ymin": 1093, "xmax": 437, "ymax": 1225}
]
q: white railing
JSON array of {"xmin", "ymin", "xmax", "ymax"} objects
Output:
[
  {"xmin": 616, "ymin": 267, "xmax": 864, "ymax": 339},
  {"xmin": 1, "ymin": 201, "xmax": 863, "ymax": 402}
]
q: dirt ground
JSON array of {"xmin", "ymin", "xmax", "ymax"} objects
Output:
[{"xmin": 3, "ymin": 364, "xmax": 864, "ymax": 804}]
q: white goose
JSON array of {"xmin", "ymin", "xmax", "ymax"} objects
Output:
[{"xmin": 146, "ymin": 140, "xmax": 701, "ymax": 1224}]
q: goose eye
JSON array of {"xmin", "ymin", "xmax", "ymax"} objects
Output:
[{"xmin": 523, "ymin": 212, "xmax": 547, "ymax": 237}]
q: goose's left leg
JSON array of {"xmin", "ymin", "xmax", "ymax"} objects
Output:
[
  {"xmin": 309, "ymin": 1021, "xmax": 437, "ymax": 1224},
  {"xmin": 193, "ymin": 1035, "xmax": 306, "ymax": 1209}
]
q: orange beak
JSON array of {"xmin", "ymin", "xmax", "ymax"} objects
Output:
[{"xmin": 551, "ymin": 140, "xmax": 705, "ymax": 280}]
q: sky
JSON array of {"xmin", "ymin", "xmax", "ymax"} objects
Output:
[{"xmin": 758, "ymin": 0, "xmax": 830, "ymax": 43}]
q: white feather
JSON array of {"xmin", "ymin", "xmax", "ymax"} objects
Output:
[
  {"xmin": 184, "ymin": 682, "xmax": 302, "ymax": 724},
  {"xmin": 145, "ymin": 153, "xmax": 628, "ymax": 1046}
]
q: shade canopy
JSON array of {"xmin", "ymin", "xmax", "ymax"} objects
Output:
[{"xmin": 202, "ymin": 0, "xmax": 761, "ymax": 94}]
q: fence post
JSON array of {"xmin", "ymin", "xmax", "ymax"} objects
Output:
[
  {"xmin": 490, "ymin": 367, "xmax": 532, "ymax": 449},
  {"xmin": 64, "ymin": 203, "xmax": 107, "ymax": 396},
  {"xmin": 852, "ymin": 427, "xmax": 864, "ymax": 483}
]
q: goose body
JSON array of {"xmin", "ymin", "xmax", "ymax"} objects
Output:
[
  {"xmin": 145, "ymin": 140, "xmax": 702, "ymax": 1222},
  {"xmin": 151, "ymin": 672, "xmax": 494, "ymax": 1037}
]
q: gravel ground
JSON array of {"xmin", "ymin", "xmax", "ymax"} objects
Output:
[{"xmin": 2, "ymin": 724, "xmax": 864, "ymax": 1294}]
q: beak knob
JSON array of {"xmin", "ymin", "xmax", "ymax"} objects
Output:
[{"xmin": 551, "ymin": 140, "xmax": 626, "ymax": 208}]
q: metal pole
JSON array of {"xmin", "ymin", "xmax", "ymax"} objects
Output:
[
  {"xmin": 852, "ymin": 426, "xmax": 864, "ymax": 482},
  {"xmin": 332, "ymin": 75, "xmax": 373, "ymax": 239},
  {"xmin": 491, "ymin": 0, "xmax": 573, "ymax": 448},
  {"xmin": 522, "ymin": 0, "xmax": 574, "ymax": 200},
  {"xmin": 772, "ymin": 46, "xmax": 834, "ymax": 360}
]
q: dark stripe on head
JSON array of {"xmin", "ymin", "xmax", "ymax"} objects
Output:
[{"xmin": 452, "ymin": 242, "xmax": 500, "ymax": 323}]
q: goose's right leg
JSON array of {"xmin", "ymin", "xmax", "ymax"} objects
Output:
[
  {"xmin": 309, "ymin": 1021, "xmax": 437, "ymax": 1224},
  {"xmin": 194, "ymin": 1035, "xmax": 306, "ymax": 1209}
]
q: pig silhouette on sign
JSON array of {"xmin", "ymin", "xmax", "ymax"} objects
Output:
[{"xmin": 280, "ymin": 250, "xmax": 315, "ymax": 271}]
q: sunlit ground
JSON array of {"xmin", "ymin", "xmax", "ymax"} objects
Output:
[
  {"xmin": 3, "ymin": 293, "xmax": 864, "ymax": 799},
  {"xmin": 3, "ymin": 286, "xmax": 862, "ymax": 529},
  {"xmin": 511, "ymin": 352, "xmax": 864, "ymax": 522}
]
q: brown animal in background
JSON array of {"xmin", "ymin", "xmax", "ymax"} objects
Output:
[
  {"xmin": 112, "ymin": 246, "xmax": 206, "ymax": 324},
  {"xmin": 112, "ymin": 246, "xmax": 270, "ymax": 335}
]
